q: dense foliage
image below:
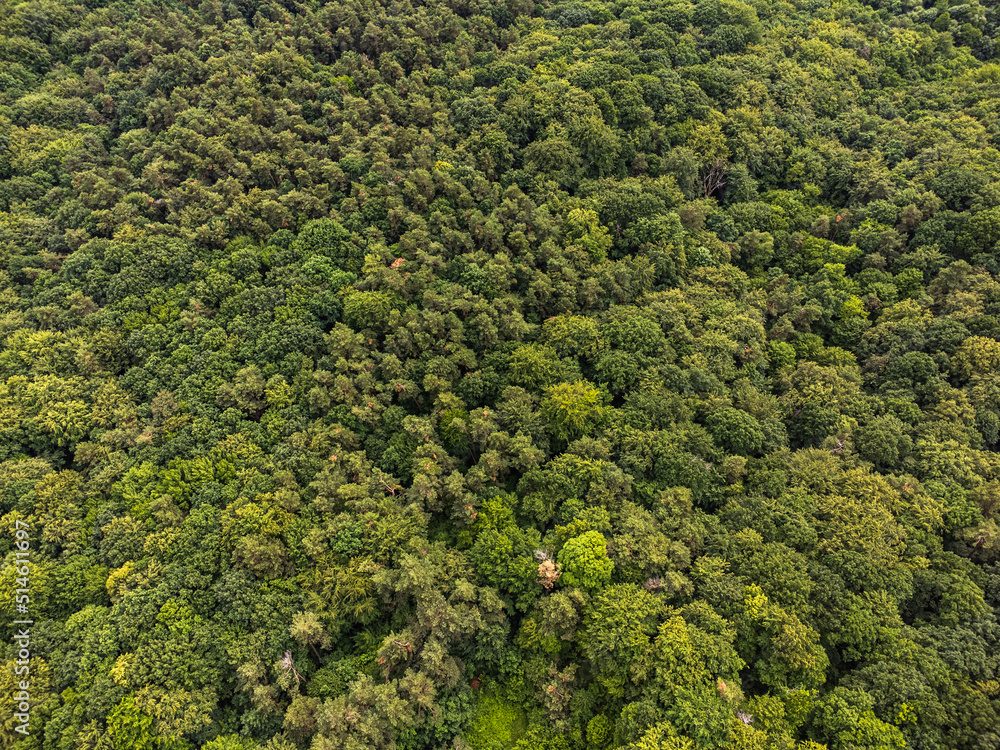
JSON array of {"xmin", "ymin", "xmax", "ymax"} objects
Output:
[{"xmin": 1, "ymin": 0, "xmax": 1000, "ymax": 747}]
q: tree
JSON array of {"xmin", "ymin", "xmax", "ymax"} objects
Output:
[
  {"xmin": 853, "ymin": 415, "xmax": 912, "ymax": 470},
  {"xmin": 736, "ymin": 585, "xmax": 829, "ymax": 691},
  {"xmin": 541, "ymin": 314, "xmax": 603, "ymax": 360},
  {"xmin": 4, "ymin": 2, "xmax": 1000, "ymax": 748},
  {"xmin": 341, "ymin": 289, "xmax": 400, "ymax": 333},
  {"xmin": 564, "ymin": 208, "xmax": 614, "ymax": 261},
  {"xmin": 558, "ymin": 531, "xmax": 614, "ymax": 592},
  {"xmin": 807, "ymin": 688, "xmax": 905, "ymax": 750},
  {"xmin": 310, "ymin": 675, "xmax": 413, "ymax": 750},
  {"xmin": 509, "ymin": 344, "xmax": 565, "ymax": 390},
  {"xmin": 294, "ymin": 218, "xmax": 363, "ymax": 274},
  {"xmin": 541, "ymin": 381, "xmax": 605, "ymax": 444},
  {"xmin": 581, "ymin": 583, "xmax": 661, "ymax": 696},
  {"xmin": 953, "ymin": 336, "xmax": 1000, "ymax": 382},
  {"xmin": 633, "ymin": 613, "xmax": 745, "ymax": 748},
  {"xmin": 290, "ymin": 612, "xmax": 330, "ymax": 659},
  {"xmin": 625, "ymin": 723, "xmax": 696, "ymax": 750},
  {"xmin": 707, "ymin": 408, "xmax": 765, "ymax": 457}
]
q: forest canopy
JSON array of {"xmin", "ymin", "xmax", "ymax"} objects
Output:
[{"xmin": 0, "ymin": 0, "xmax": 999, "ymax": 748}]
